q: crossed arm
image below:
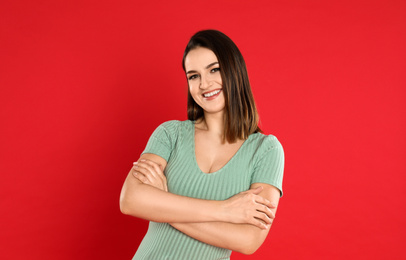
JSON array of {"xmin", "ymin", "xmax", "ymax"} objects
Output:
[{"xmin": 119, "ymin": 153, "xmax": 280, "ymax": 255}]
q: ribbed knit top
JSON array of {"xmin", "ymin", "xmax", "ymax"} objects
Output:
[{"xmin": 133, "ymin": 120, "xmax": 284, "ymax": 260}]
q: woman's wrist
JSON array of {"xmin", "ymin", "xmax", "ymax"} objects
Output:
[
  {"xmin": 199, "ymin": 199, "xmax": 225, "ymax": 222},
  {"xmin": 213, "ymin": 200, "xmax": 230, "ymax": 223}
]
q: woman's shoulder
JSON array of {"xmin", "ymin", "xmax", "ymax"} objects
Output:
[
  {"xmin": 247, "ymin": 132, "xmax": 283, "ymax": 154},
  {"xmin": 153, "ymin": 120, "xmax": 193, "ymax": 139},
  {"xmin": 248, "ymin": 132, "xmax": 281, "ymax": 144},
  {"xmin": 157, "ymin": 119, "xmax": 193, "ymax": 130},
  {"xmin": 147, "ymin": 120, "xmax": 192, "ymax": 149}
]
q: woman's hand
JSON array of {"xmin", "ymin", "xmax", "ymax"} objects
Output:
[
  {"xmin": 221, "ymin": 186, "xmax": 276, "ymax": 229},
  {"xmin": 131, "ymin": 159, "xmax": 168, "ymax": 192}
]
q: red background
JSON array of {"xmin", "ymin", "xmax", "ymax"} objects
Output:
[{"xmin": 1, "ymin": 0, "xmax": 405, "ymax": 259}]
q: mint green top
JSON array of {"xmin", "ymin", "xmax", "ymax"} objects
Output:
[{"xmin": 133, "ymin": 120, "xmax": 284, "ymax": 260}]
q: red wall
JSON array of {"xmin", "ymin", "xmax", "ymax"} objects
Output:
[{"xmin": 1, "ymin": 0, "xmax": 405, "ymax": 259}]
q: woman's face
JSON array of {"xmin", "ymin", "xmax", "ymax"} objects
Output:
[{"xmin": 184, "ymin": 47, "xmax": 225, "ymax": 116}]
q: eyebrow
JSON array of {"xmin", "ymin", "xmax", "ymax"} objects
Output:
[{"xmin": 186, "ymin": 62, "xmax": 219, "ymax": 74}]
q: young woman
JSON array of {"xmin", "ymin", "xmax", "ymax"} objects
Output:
[{"xmin": 120, "ymin": 30, "xmax": 284, "ymax": 260}]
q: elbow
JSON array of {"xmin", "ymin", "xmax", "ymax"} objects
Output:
[
  {"xmin": 119, "ymin": 196, "xmax": 131, "ymax": 215},
  {"xmin": 234, "ymin": 230, "xmax": 266, "ymax": 255},
  {"xmin": 119, "ymin": 183, "xmax": 158, "ymax": 219},
  {"xmin": 119, "ymin": 199, "xmax": 130, "ymax": 215},
  {"xmin": 119, "ymin": 190, "xmax": 137, "ymax": 216},
  {"xmin": 120, "ymin": 197, "xmax": 141, "ymax": 216},
  {"xmin": 237, "ymin": 244, "xmax": 260, "ymax": 255}
]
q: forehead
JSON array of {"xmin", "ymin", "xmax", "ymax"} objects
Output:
[{"xmin": 184, "ymin": 47, "xmax": 218, "ymax": 70}]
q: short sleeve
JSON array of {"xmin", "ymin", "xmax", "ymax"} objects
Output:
[
  {"xmin": 141, "ymin": 121, "xmax": 179, "ymax": 162},
  {"xmin": 251, "ymin": 136, "xmax": 285, "ymax": 196}
]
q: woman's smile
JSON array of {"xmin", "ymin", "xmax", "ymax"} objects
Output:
[{"xmin": 202, "ymin": 89, "xmax": 222, "ymax": 99}]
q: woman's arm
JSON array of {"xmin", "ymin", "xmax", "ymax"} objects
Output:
[
  {"xmin": 170, "ymin": 183, "xmax": 280, "ymax": 255},
  {"xmin": 120, "ymin": 153, "xmax": 274, "ymax": 227},
  {"xmin": 130, "ymin": 156, "xmax": 280, "ymax": 254}
]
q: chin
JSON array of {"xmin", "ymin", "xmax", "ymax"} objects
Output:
[{"xmin": 203, "ymin": 107, "xmax": 225, "ymax": 115}]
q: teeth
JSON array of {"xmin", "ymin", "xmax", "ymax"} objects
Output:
[{"xmin": 203, "ymin": 90, "xmax": 221, "ymax": 97}]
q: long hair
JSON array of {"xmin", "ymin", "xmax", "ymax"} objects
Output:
[{"xmin": 182, "ymin": 29, "xmax": 261, "ymax": 143}]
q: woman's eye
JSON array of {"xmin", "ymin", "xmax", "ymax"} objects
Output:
[
  {"xmin": 211, "ymin": 67, "xmax": 220, "ymax": 73},
  {"xmin": 188, "ymin": 74, "xmax": 198, "ymax": 80}
]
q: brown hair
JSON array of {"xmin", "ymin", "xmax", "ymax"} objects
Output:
[{"xmin": 182, "ymin": 29, "xmax": 261, "ymax": 143}]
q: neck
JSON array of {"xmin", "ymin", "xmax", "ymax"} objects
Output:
[{"xmin": 198, "ymin": 111, "xmax": 225, "ymax": 138}]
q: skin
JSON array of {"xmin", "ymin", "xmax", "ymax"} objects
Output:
[
  {"xmin": 119, "ymin": 47, "xmax": 281, "ymax": 255},
  {"xmin": 186, "ymin": 47, "xmax": 225, "ymax": 117}
]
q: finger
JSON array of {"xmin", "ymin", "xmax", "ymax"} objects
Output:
[
  {"xmin": 136, "ymin": 161, "xmax": 159, "ymax": 179},
  {"xmin": 133, "ymin": 170, "xmax": 150, "ymax": 184},
  {"xmin": 254, "ymin": 195, "xmax": 272, "ymax": 208},
  {"xmin": 133, "ymin": 165, "xmax": 156, "ymax": 183},
  {"xmin": 257, "ymin": 204, "xmax": 275, "ymax": 219},
  {"xmin": 141, "ymin": 159, "xmax": 159, "ymax": 166},
  {"xmin": 131, "ymin": 162, "xmax": 144, "ymax": 173},
  {"xmin": 254, "ymin": 211, "xmax": 272, "ymax": 225},
  {"xmin": 141, "ymin": 159, "xmax": 164, "ymax": 177},
  {"xmin": 132, "ymin": 165, "xmax": 145, "ymax": 178},
  {"xmin": 251, "ymin": 218, "xmax": 269, "ymax": 230},
  {"xmin": 267, "ymin": 207, "xmax": 275, "ymax": 219},
  {"xmin": 132, "ymin": 162, "xmax": 154, "ymax": 183},
  {"xmin": 141, "ymin": 160, "xmax": 166, "ymax": 183}
]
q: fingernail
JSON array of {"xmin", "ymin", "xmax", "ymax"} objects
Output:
[
  {"xmin": 133, "ymin": 162, "xmax": 138, "ymax": 165},
  {"xmin": 140, "ymin": 159, "xmax": 146, "ymax": 162},
  {"xmin": 271, "ymin": 202, "xmax": 276, "ymax": 207}
]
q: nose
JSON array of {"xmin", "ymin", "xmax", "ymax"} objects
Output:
[{"xmin": 199, "ymin": 75, "xmax": 212, "ymax": 89}]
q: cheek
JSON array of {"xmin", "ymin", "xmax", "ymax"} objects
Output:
[
  {"xmin": 189, "ymin": 82, "xmax": 199, "ymax": 94},
  {"xmin": 216, "ymin": 74, "xmax": 222, "ymax": 85}
]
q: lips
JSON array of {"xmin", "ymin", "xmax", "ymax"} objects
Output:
[{"xmin": 202, "ymin": 89, "xmax": 221, "ymax": 98}]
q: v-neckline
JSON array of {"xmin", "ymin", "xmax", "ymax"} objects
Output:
[{"xmin": 190, "ymin": 120, "xmax": 248, "ymax": 175}]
